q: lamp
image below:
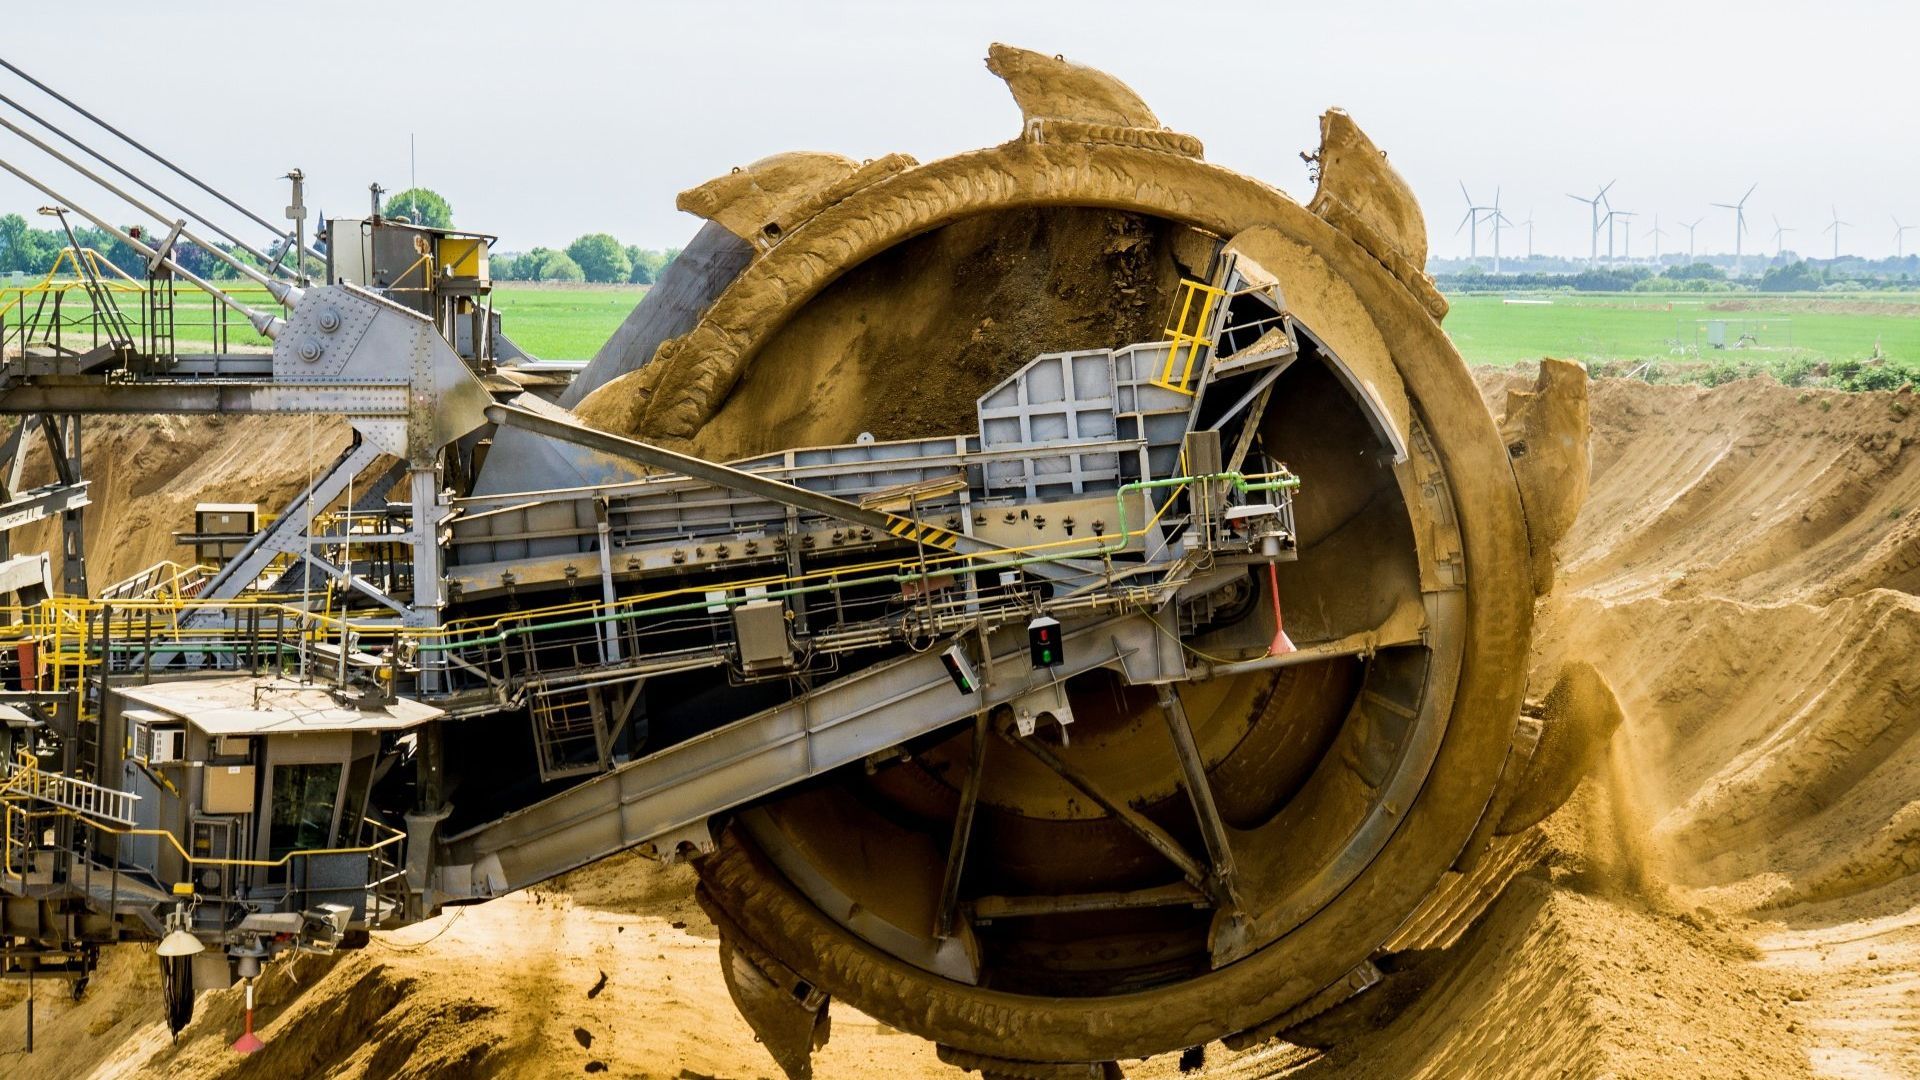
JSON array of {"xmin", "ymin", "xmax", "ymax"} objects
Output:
[{"xmin": 156, "ymin": 904, "xmax": 203, "ymax": 957}]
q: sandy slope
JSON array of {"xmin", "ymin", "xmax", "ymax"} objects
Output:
[
  {"xmin": 12, "ymin": 414, "xmax": 352, "ymax": 589},
  {"xmin": 4, "ymin": 373, "xmax": 1917, "ymax": 1078}
]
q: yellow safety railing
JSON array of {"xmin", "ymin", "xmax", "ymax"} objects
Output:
[
  {"xmin": 3, "ymin": 797, "xmax": 406, "ymax": 879},
  {"xmin": 1154, "ymin": 278, "xmax": 1227, "ymax": 394},
  {"xmin": 0, "ymin": 463, "xmax": 1302, "ymax": 690},
  {"xmin": 0, "ymin": 247, "xmax": 146, "ymax": 321},
  {"xmin": 0, "ymin": 746, "xmax": 32, "ymax": 798}
]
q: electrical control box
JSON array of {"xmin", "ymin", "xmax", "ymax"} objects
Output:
[
  {"xmin": 201, "ymin": 764, "xmax": 257, "ymax": 815},
  {"xmin": 191, "ymin": 503, "xmax": 258, "ymax": 564},
  {"xmin": 734, "ymin": 600, "xmax": 792, "ymax": 674}
]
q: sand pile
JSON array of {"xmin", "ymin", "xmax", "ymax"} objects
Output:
[
  {"xmin": 0, "ymin": 854, "xmax": 945, "ymax": 1080},
  {"xmin": 6, "ymin": 373, "xmax": 1919, "ymax": 1078},
  {"xmin": 11, "ymin": 414, "xmax": 351, "ymax": 588}
]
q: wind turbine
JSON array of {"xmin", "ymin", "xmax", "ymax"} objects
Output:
[
  {"xmin": 1600, "ymin": 205, "xmax": 1633, "ymax": 264},
  {"xmin": 1519, "ymin": 211, "xmax": 1536, "ymax": 259},
  {"xmin": 1682, "ymin": 216, "xmax": 1705, "ymax": 263},
  {"xmin": 1823, "ymin": 205, "xmax": 1849, "ymax": 260},
  {"xmin": 1644, "ymin": 214, "xmax": 1668, "ymax": 263},
  {"xmin": 1566, "ymin": 180, "xmax": 1615, "ymax": 266},
  {"xmin": 1486, "ymin": 188, "xmax": 1513, "ymax": 274},
  {"xmin": 1711, "ymin": 184, "xmax": 1756, "ymax": 275},
  {"xmin": 1770, "ymin": 215, "xmax": 1794, "ymax": 257},
  {"xmin": 1896, "ymin": 216, "xmax": 1918, "ymax": 259},
  {"xmin": 1611, "ymin": 210, "xmax": 1638, "ymax": 261},
  {"xmin": 1456, "ymin": 181, "xmax": 1495, "ymax": 263}
]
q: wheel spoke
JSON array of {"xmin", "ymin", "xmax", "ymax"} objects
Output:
[
  {"xmin": 997, "ymin": 722, "xmax": 1211, "ymax": 890},
  {"xmin": 1157, "ymin": 685, "xmax": 1242, "ymax": 912},
  {"xmin": 934, "ymin": 713, "xmax": 990, "ymax": 939},
  {"xmin": 971, "ymin": 882, "xmax": 1208, "ymax": 920}
]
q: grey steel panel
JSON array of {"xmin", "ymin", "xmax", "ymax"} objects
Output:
[
  {"xmin": 470, "ymin": 222, "xmax": 753, "ymax": 498},
  {"xmin": 0, "ymin": 482, "xmax": 89, "ymax": 532}
]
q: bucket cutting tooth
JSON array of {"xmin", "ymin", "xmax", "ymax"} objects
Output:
[{"xmin": 1498, "ymin": 661, "xmax": 1627, "ymax": 835}]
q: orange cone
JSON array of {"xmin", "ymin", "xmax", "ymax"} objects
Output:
[{"xmin": 233, "ymin": 979, "xmax": 265, "ymax": 1054}]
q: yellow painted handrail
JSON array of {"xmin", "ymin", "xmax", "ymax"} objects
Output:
[{"xmin": 2, "ymin": 799, "xmax": 405, "ymax": 873}]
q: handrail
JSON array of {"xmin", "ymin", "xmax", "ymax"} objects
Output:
[
  {"xmin": 4, "ymin": 801, "xmax": 405, "ymax": 871},
  {"xmin": 0, "ymin": 248, "xmax": 144, "ymax": 319},
  {"xmin": 0, "ymin": 756, "xmax": 139, "ymax": 825},
  {"xmin": 2, "ymin": 269, "xmax": 279, "ymax": 358},
  {"xmin": 0, "ymin": 468, "xmax": 1297, "ymax": 672}
]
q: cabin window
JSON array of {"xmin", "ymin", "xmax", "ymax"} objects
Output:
[{"xmin": 267, "ymin": 762, "xmax": 343, "ymax": 860}]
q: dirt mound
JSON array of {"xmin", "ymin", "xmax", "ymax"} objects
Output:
[
  {"xmin": 1501, "ymin": 374, "xmax": 1920, "ymax": 606},
  {"xmin": 12, "ymin": 414, "xmax": 351, "ymax": 588},
  {"xmin": 2, "ymin": 875, "xmax": 951, "ymax": 1079},
  {"xmin": 1703, "ymin": 298, "xmax": 1920, "ymax": 318}
]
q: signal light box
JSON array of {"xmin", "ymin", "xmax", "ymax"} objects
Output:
[
  {"xmin": 942, "ymin": 644, "xmax": 980, "ymax": 695},
  {"xmin": 1028, "ymin": 617, "xmax": 1062, "ymax": 669}
]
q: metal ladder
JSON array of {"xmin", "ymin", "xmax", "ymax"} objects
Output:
[
  {"xmin": 528, "ymin": 683, "xmax": 606, "ymax": 782},
  {"xmin": 1, "ymin": 757, "xmax": 138, "ymax": 826}
]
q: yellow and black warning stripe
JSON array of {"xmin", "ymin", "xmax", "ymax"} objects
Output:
[{"xmin": 884, "ymin": 516, "xmax": 961, "ymax": 550}]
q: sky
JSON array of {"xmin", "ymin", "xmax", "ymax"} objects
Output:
[{"xmin": 2, "ymin": 0, "xmax": 1916, "ymax": 261}]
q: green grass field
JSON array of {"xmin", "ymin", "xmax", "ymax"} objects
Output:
[
  {"xmin": 490, "ymin": 284, "xmax": 646, "ymax": 360},
  {"xmin": 8, "ymin": 277, "xmax": 1917, "ymax": 387},
  {"xmin": 0, "ymin": 279, "xmax": 644, "ymax": 361},
  {"xmin": 495, "ymin": 286, "xmax": 1920, "ymax": 377},
  {"xmin": 495, "ymin": 286, "xmax": 1920, "ymax": 374},
  {"xmin": 1443, "ymin": 292, "xmax": 1920, "ymax": 371}
]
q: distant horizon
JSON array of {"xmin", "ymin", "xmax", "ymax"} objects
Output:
[
  {"xmin": 4, "ymin": 203, "xmax": 1908, "ymax": 278},
  {"xmin": 1, "ymin": 1, "xmax": 1915, "ymax": 260}
]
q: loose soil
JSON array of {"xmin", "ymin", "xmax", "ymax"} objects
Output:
[{"xmin": 5, "ymin": 373, "xmax": 1917, "ymax": 1078}]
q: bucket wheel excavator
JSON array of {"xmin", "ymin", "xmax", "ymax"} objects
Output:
[{"xmin": 0, "ymin": 43, "xmax": 1611, "ymax": 1079}]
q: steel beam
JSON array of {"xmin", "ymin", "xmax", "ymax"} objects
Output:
[
  {"xmin": 0, "ymin": 382, "xmax": 410, "ymax": 416},
  {"xmin": 0, "ymin": 482, "xmax": 88, "ymax": 532},
  {"xmin": 1158, "ymin": 684, "xmax": 1243, "ymax": 911},
  {"xmin": 998, "ymin": 722, "xmax": 1211, "ymax": 890},
  {"xmin": 437, "ymin": 612, "xmax": 1165, "ymax": 900},
  {"xmin": 934, "ymin": 712, "xmax": 990, "ymax": 938},
  {"xmin": 485, "ymin": 403, "xmax": 1094, "ymax": 585}
]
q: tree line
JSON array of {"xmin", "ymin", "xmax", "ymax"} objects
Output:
[
  {"xmin": 490, "ymin": 236, "xmax": 680, "ymax": 285},
  {"xmin": 2, "ymin": 187, "xmax": 675, "ymax": 287},
  {"xmin": 0, "ymin": 212, "xmax": 279, "ymax": 281}
]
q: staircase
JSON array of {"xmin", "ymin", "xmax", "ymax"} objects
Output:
[{"xmin": 1, "ymin": 756, "xmax": 138, "ymax": 826}]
